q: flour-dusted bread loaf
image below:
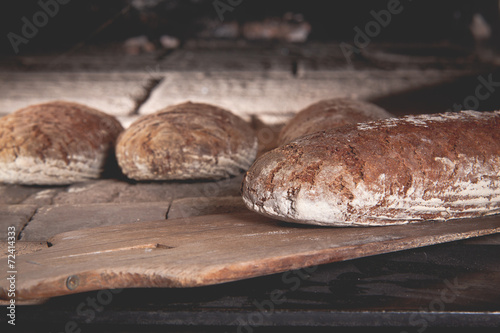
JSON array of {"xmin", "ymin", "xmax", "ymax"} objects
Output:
[
  {"xmin": 277, "ymin": 98, "xmax": 392, "ymax": 145},
  {"xmin": 116, "ymin": 102, "xmax": 258, "ymax": 181},
  {"xmin": 242, "ymin": 110, "xmax": 500, "ymax": 226},
  {"xmin": 0, "ymin": 101, "xmax": 124, "ymax": 185}
]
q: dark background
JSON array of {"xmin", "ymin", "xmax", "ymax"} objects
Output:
[{"xmin": 1, "ymin": 0, "xmax": 499, "ymax": 55}]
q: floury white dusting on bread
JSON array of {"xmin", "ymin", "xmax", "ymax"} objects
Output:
[
  {"xmin": 0, "ymin": 101, "xmax": 123, "ymax": 185},
  {"xmin": 357, "ymin": 110, "xmax": 498, "ymax": 131},
  {"xmin": 242, "ymin": 110, "xmax": 500, "ymax": 226},
  {"xmin": 125, "ymin": 145, "xmax": 257, "ymax": 180},
  {"xmin": 116, "ymin": 102, "xmax": 258, "ymax": 181},
  {"xmin": 0, "ymin": 154, "xmax": 106, "ymax": 185},
  {"xmin": 278, "ymin": 98, "xmax": 392, "ymax": 145}
]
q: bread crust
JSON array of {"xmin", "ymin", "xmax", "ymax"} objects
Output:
[
  {"xmin": 277, "ymin": 98, "xmax": 392, "ymax": 145},
  {"xmin": 116, "ymin": 102, "xmax": 258, "ymax": 181},
  {"xmin": 0, "ymin": 101, "xmax": 124, "ymax": 185},
  {"xmin": 242, "ymin": 111, "xmax": 500, "ymax": 226}
]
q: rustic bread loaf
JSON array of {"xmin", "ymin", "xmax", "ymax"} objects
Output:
[
  {"xmin": 0, "ymin": 101, "xmax": 124, "ymax": 185},
  {"xmin": 242, "ymin": 110, "xmax": 500, "ymax": 226},
  {"xmin": 277, "ymin": 98, "xmax": 392, "ymax": 145},
  {"xmin": 116, "ymin": 102, "xmax": 258, "ymax": 181}
]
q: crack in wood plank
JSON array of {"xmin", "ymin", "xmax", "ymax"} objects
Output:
[
  {"xmin": 129, "ymin": 77, "xmax": 164, "ymax": 116},
  {"xmin": 16, "ymin": 206, "xmax": 39, "ymax": 241},
  {"xmin": 48, "ymin": 243, "xmax": 174, "ymax": 260}
]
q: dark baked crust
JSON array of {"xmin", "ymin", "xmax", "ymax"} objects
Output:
[
  {"xmin": 242, "ymin": 111, "xmax": 500, "ymax": 226},
  {"xmin": 116, "ymin": 102, "xmax": 258, "ymax": 180},
  {"xmin": 0, "ymin": 101, "xmax": 124, "ymax": 185},
  {"xmin": 277, "ymin": 98, "xmax": 392, "ymax": 145}
]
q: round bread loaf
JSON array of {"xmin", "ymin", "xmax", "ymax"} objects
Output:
[
  {"xmin": 242, "ymin": 110, "xmax": 500, "ymax": 226},
  {"xmin": 277, "ymin": 98, "xmax": 392, "ymax": 145},
  {"xmin": 116, "ymin": 102, "xmax": 258, "ymax": 181},
  {"xmin": 0, "ymin": 101, "xmax": 124, "ymax": 185}
]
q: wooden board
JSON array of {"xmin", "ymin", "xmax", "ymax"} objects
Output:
[
  {"xmin": 137, "ymin": 70, "xmax": 471, "ymax": 120},
  {"xmin": 20, "ymin": 202, "xmax": 171, "ymax": 241},
  {"xmin": 0, "ymin": 205, "xmax": 37, "ymax": 240},
  {"xmin": 0, "ymin": 72, "xmax": 150, "ymax": 117},
  {"xmin": 1, "ymin": 211, "xmax": 499, "ymax": 301}
]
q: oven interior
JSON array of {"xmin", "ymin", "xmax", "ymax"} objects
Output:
[{"xmin": 1, "ymin": 1, "xmax": 500, "ymax": 332}]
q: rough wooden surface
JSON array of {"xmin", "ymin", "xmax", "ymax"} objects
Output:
[
  {"xmin": 7, "ymin": 240, "xmax": 498, "ymax": 329},
  {"xmin": 0, "ymin": 72, "xmax": 150, "ymax": 118},
  {"xmin": 1, "ymin": 211, "xmax": 499, "ymax": 300},
  {"xmin": 52, "ymin": 175, "xmax": 243, "ymax": 205},
  {"xmin": 0, "ymin": 184, "xmax": 44, "ymax": 204},
  {"xmin": 0, "ymin": 43, "xmax": 159, "ymax": 72},
  {"xmin": 137, "ymin": 70, "xmax": 472, "ymax": 120},
  {"xmin": 0, "ymin": 175, "xmax": 246, "ymax": 241},
  {"xmin": 0, "ymin": 179, "xmax": 241, "ymax": 241},
  {"xmin": 0, "ymin": 205, "xmax": 37, "ymax": 240},
  {"xmin": 52, "ymin": 179, "xmax": 172, "ymax": 205},
  {"xmin": 0, "ymin": 241, "xmax": 47, "ymax": 258},
  {"xmin": 21, "ymin": 188, "xmax": 67, "ymax": 206},
  {"xmin": 167, "ymin": 196, "xmax": 247, "ymax": 219},
  {"xmin": 461, "ymin": 232, "xmax": 500, "ymax": 245},
  {"xmin": 20, "ymin": 202, "xmax": 171, "ymax": 241},
  {"xmin": 160, "ymin": 40, "xmax": 293, "ymax": 72},
  {"xmin": 0, "ymin": 41, "xmax": 487, "ymax": 130}
]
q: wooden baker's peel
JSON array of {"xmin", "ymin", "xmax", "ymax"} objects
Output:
[{"xmin": 1, "ymin": 211, "xmax": 499, "ymax": 301}]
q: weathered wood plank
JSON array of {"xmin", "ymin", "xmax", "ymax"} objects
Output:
[
  {"xmin": 138, "ymin": 71, "xmax": 292, "ymax": 119},
  {"xmin": 160, "ymin": 40, "xmax": 293, "ymax": 72},
  {"xmin": 3, "ymin": 240, "xmax": 499, "ymax": 323},
  {"xmin": 461, "ymin": 233, "xmax": 500, "ymax": 245},
  {"xmin": 138, "ymin": 69, "xmax": 474, "ymax": 119},
  {"xmin": 0, "ymin": 43, "xmax": 159, "ymax": 72},
  {"xmin": 167, "ymin": 196, "xmax": 247, "ymax": 219},
  {"xmin": 52, "ymin": 176, "xmax": 243, "ymax": 205},
  {"xmin": 0, "ymin": 72, "xmax": 151, "ymax": 117},
  {"xmin": 296, "ymin": 42, "xmax": 485, "ymax": 72},
  {"xmin": 0, "ymin": 241, "xmax": 47, "ymax": 258},
  {"xmin": 3, "ymin": 211, "xmax": 499, "ymax": 300},
  {"xmin": 0, "ymin": 41, "xmax": 482, "ymax": 73},
  {"xmin": 0, "ymin": 205, "xmax": 37, "ymax": 240},
  {"xmin": 21, "ymin": 188, "xmax": 67, "ymax": 206},
  {"xmin": 52, "ymin": 180, "xmax": 140, "ymax": 205},
  {"xmin": 20, "ymin": 202, "xmax": 171, "ymax": 241},
  {"xmin": 0, "ymin": 185, "xmax": 45, "ymax": 205},
  {"xmin": 369, "ymin": 67, "xmax": 500, "ymax": 116}
]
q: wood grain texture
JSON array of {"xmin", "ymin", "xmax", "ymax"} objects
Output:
[
  {"xmin": 0, "ymin": 241, "xmax": 47, "ymax": 258},
  {"xmin": 0, "ymin": 184, "xmax": 48, "ymax": 205},
  {"xmin": 0, "ymin": 68, "xmax": 474, "ymax": 130},
  {"xmin": 1, "ymin": 211, "xmax": 498, "ymax": 300},
  {"xmin": 20, "ymin": 202, "xmax": 171, "ymax": 241},
  {"xmin": 0, "ymin": 72, "xmax": 150, "ymax": 117},
  {"xmin": 0, "ymin": 43, "xmax": 159, "ymax": 72},
  {"xmin": 137, "ymin": 70, "xmax": 469, "ymax": 119},
  {"xmin": 167, "ymin": 196, "xmax": 247, "ymax": 219},
  {"xmin": 0, "ymin": 205, "xmax": 37, "ymax": 239},
  {"xmin": 160, "ymin": 40, "xmax": 293, "ymax": 72},
  {"xmin": 52, "ymin": 175, "xmax": 244, "ymax": 205}
]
